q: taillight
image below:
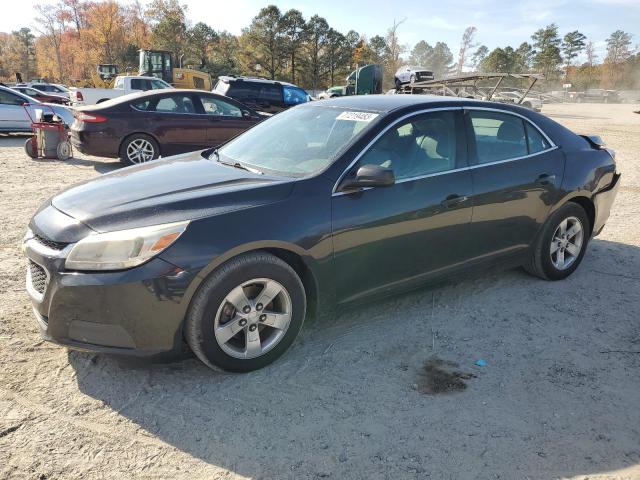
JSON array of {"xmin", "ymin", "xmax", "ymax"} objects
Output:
[
  {"xmin": 74, "ymin": 112, "xmax": 107, "ymax": 123},
  {"xmin": 75, "ymin": 91, "xmax": 84, "ymax": 101}
]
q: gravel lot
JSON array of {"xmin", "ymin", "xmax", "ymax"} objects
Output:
[{"xmin": 1, "ymin": 103, "xmax": 639, "ymax": 480}]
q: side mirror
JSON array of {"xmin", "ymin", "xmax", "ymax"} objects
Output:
[{"xmin": 339, "ymin": 164, "xmax": 395, "ymax": 191}]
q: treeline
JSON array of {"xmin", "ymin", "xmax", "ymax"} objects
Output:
[{"xmin": 0, "ymin": 0, "xmax": 637, "ymax": 91}]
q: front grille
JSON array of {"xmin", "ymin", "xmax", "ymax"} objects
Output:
[
  {"xmin": 34, "ymin": 233, "xmax": 68, "ymax": 251},
  {"xmin": 29, "ymin": 261, "xmax": 47, "ymax": 295}
]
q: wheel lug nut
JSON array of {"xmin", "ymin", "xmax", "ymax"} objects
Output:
[
  {"xmin": 249, "ymin": 324, "xmax": 257, "ymax": 331},
  {"xmin": 242, "ymin": 306, "xmax": 251, "ymax": 314},
  {"xmin": 239, "ymin": 318, "xmax": 247, "ymax": 327},
  {"xmin": 259, "ymin": 314, "xmax": 266, "ymax": 322},
  {"xmin": 256, "ymin": 303, "xmax": 263, "ymax": 311}
]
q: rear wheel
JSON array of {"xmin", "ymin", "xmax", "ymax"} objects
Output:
[
  {"xmin": 395, "ymin": 78, "xmax": 401, "ymax": 90},
  {"xmin": 524, "ymin": 203, "xmax": 590, "ymax": 280},
  {"xmin": 119, "ymin": 134, "xmax": 160, "ymax": 166},
  {"xmin": 185, "ymin": 252, "xmax": 306, "ymax": 372}
]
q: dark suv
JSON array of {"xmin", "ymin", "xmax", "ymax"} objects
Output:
[{"xmin": 213, "ymin": 76, "xmax": 310, "ymax": 114}]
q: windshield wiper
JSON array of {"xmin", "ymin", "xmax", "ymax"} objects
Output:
[{"xmin": 214, "ymin": 153, "xmax": 263, "ymax": 175}]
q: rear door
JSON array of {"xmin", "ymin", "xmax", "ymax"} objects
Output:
[
  {"xmin": 331, "ymin": 109, "xmax": 474, "ymax": 304},
  {"xmin": 464, "ymin": 108, "xmax": 564, "ymax": 261},
  {"xmin": 137, "ymin": 93, "xmax": 209, "ymax": 154},
  {"xmin": 0, "ymin": 89, "xmax": 29, "ymax": 131},
  {"xmin": 196, "ymin": 94, "xmax": 256, "ymax": 146}
]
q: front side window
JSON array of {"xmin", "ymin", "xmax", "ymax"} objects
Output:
[
  {"xmin": 150, "ymin": 79, "xmax": 170, "ymax": 90},
  {"xmin": 354, "ymin": 110, "xmax": 458, "ymax": 181},
  {"xmin": 200, "ymin": 96, "xmax": 242, "ymax": 117},
  {"xmin": 154, "ymin": 95, "xmax": 196, "ymax": 113},
  {"xmin": 218, "ymin": 105, "xmax": 378, "ymax": 175},
  {"xmin": 469, "ymin": 111, "xmax": 528, "ymax": 164},
  {"xmin": 114, "ymin": 78, "xmax": 124, "ymax": 89},
  {"xmin": 283, "ymin": 86, "xmax": 308, "ymax": 106}
]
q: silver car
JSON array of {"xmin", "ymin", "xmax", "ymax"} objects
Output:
[
  {"xmin": 0, "ymin": 86, "xmax": 74, "ymax": 132},
  {"xmin": 394, "ymin": 66, "xmax": 434, "ymax": 88}
]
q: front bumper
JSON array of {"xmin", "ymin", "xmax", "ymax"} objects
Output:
[{"xmin": 23, "ymin": 233, "xmax": 199, "ymax": 356}]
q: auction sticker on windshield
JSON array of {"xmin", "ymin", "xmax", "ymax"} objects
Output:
[{"xmin": 336, "ymin": 111, "xmax": 379, "ymax": 122}]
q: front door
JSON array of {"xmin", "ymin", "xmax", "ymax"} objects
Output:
[
  {"xmin": 464, "ymin": 108, "xmax": 565, "ymax": 261},
  {"xmin": 148, "ymin": 93, "xmax": 208, "ymax": 154},
  {"xmin": 0, "ymin": 89, "xmax": 29, "ymax": 131},
  {"xmin": 197, "ymin": 94, "xmax": 255, "ymax": 146},
  {"xmin": 331, "ymin": 109, "xmax": 474, "ymax": 304}
]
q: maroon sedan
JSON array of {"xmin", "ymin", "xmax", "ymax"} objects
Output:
[
  {"xmin": 70, "ymin": 89, "xmax": 267, "ymax": 165},
  {"xmin": 11, "ymin": 86, "xmax": 69, "ymax": 105}
]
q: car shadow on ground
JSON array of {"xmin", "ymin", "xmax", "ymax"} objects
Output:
[
  {"xmin": 0, "ymin": 134, "xmax": 119, "ymax": 174},
  {"xmin": 69, "ymin": 238, "xmax": 640, "ymax": 479}
]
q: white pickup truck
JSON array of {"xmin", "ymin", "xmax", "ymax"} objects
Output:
[{"xmin": 69, "ymin": 76, "xmax": 173, "ymax": 106}]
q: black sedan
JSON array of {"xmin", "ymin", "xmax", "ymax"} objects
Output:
[
  {"xmin": 70, "ymin": 89, "xmax": 265, "ymax": 165},
  {"xmin": 23, "ymin": 96, "xmax": 620, "ymax": 372}
]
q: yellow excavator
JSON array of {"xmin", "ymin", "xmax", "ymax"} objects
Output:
[{"xmin": 138, "ymin": 49, "xmax": 212, "ymax": 90}]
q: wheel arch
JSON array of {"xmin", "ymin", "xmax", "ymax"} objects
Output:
[
  {"xmin": 183, "ymin": 241, "xmax": 322, "ymax": 323},
  {"xmin": 567, "ymin": 195, "xmax": 595, "ymax": 236}
]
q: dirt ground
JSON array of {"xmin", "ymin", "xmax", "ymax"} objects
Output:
[{"xmin": 1, "ymin": 103, "xmax": 639, "ymax": 480}]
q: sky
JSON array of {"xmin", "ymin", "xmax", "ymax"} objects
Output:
[{"xmin": 4, "ymin": 0, "xmax": 639, "ymax": 60}]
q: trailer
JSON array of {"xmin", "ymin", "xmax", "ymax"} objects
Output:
[{"xmin": 395, "ymin": 72, "xmax": 545, "ymax": 106}]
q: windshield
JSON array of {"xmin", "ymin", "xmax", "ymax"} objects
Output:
[{"xmin": 217, "ymin": 105, "xmax": 380, "ymax": 176}]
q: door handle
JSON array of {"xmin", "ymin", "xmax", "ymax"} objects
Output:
[
  {"xmin": 441, "ymin": 194, "xmax": 468, "ymax": 208},
  {"xmin": 536, "ymin": 173, "xmax": 556, "ymax": 185}
]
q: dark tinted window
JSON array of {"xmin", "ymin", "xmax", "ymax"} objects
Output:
[
  {"xmin": 227, "ymin": 82, "xmax": 258, "ymax": 100},
  {"xmin": 132, "ymin": 99, "xmax": 152, "ymax": 111},
  {"xmin": 130, "ymin": 78, "xmax": 151, "ymax": 91},
  {"xmin": 469, "ymin": 111, "xmax": 527, "ymax": 163},
  {"xmin": 356, "ymin": 110, "xmax": 457, "ymax": 180},
  {"xmin": 525, "ymin": 123, "xmax": 550, "ymax": 154},
  {"xmin": 259, "ymin": 84, "xmax": 282, "ymax": 103}
]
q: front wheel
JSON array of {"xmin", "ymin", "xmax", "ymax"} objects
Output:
[
  {"xmin": 185, "ymin": 252, "xmax": 307, "ymax": 372},
  {"xmin": 524, "ymin": 203, "xmax": 590, "ymax": 280}
]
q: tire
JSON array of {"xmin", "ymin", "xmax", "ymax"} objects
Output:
[
  {"xmin": 119, "ymin": 134, "xmax": 160, "ymax": 166},
  {"xmin": 24, "ymin": 138, "xmax": 37, "ymax": 158},
  {"xmin": 185, "ymin": 251, "xmax": 307, "ymax": 372},
  {"xmin": 56, "ymin": 140, "xmax": 72, "ymax": 160},
  {"xmin": 524, "ymin": 202, "xmax": 590, "ymax": 280},
  {"xmin": 395, "ymin": 78, "xmax": 401, "ymax": 90}
]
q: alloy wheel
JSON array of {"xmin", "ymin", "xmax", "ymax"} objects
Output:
[
  {"xmin": 550, "ymin": 216, "xmax": 584, "ymax": 270},
  {"xmin": 213, "ymin": 278, "xmax": 293, "ymax": 359},
  {"xmin": 126, "ymin": 139, "xmax": 155, "ymax": 163}
]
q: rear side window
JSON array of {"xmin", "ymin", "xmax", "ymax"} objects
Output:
[
  {"xmin": 525, "ymin": 123, "xmax": 550, "ymax": 154},
  {"xmin": 154, "ymin": 95, "xmax": 196, "ymax": 113},
  {"xmin": 259, "ymin": 84, "xmax": 282, "ymax": 103},
  {"xmin": 227, "ymin": 82, "xmax": 258, "ymax": 100},
  {"xmin": 469, "ymin": 111, "xmax": 527, "ymax": 163},
  {"xmin": 0, "ymin": 90, "xmax": 24, "ymax": 105},
  {"xmin": 130, "ymin": 78, "xmax": 151, "ymax": 91}
]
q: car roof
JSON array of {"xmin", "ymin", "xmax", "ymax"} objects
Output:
[
  {"xmin": 311, "ymin": 94, "xmax": 486, "ymax": 113},
  {"xmin": 218, "ymin": 76, "xmax": 298, "ymax": 87}
]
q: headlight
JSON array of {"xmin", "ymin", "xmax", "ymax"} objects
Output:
[{"xmin": 65, "ymin": 221, "xmax": 189, "ymax": 271}]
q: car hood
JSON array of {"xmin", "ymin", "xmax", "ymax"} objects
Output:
[{"xmin": 49, "ymin": 150, "xmax": 295, "ymax": 235}]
